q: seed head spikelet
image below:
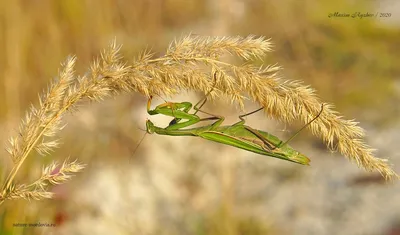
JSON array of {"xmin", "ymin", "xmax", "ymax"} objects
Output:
[
  {"xmin": 1, "ymin": 35, "xmax": 397, "ymax": 205},
  {"xmin": 1, "ymin": 41, "xmax": 131, "ymax": 202},
  {"xmin": 136, "ymin": 35, "xmax": 397, "ymax": 180}
]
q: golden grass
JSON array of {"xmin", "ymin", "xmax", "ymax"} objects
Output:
[{"xmin": 1, "ymin": 34, "xmax": 398, "ymax": 204}]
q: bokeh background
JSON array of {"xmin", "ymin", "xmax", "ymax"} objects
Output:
[{"xmin": 1, "ymin": 0, "xmax": 400, "ymax": 234}]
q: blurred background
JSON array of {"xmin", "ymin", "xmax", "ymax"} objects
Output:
[{"xmin": 1, "ymin": 0, "xmax": 400, "ymax": 234}]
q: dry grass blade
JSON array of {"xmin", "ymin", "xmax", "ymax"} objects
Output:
[{"xmin": 1, "ymin": 35, "xmax": 397, "ymax": 205}]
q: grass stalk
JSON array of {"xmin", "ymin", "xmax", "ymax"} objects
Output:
[{"xmin": 1, "ymin": 34, "xmax": 397, "ymax": 204}]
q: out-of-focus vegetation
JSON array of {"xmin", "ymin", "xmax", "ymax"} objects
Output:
[
  {"xmin": 1, "ymin": 0, "xmax": 399, "ymax": 234},
  {"xmin": 195, "ymin": 208, "xmax": 275, "ymax": 235},
  {"xmin": 233, "ymin": 0, "xmax": 400, "ymax": 125},
  {"xmin": 0, "ymin": 0, "xmax": 207, "ymax": 123}
]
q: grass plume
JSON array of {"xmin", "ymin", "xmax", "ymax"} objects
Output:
[{"xmin": 1, "ymin": 34, "xmax": 398, "ymax": 204}]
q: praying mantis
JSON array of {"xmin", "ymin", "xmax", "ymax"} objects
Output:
[{"xmin": 145, "ymin": 84, "xmax": 324, "ymax": 165}]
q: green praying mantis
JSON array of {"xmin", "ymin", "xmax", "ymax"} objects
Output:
[{"xmin": 144, "ymin": 83, "xmax": 324, "ymax": 165}]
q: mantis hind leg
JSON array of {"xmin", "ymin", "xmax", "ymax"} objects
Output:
[
  {"xmin": 239, "ymin": 107, "xmax": 264, "ymax": 121},
  {"xmin": 279, "ymin": 104, "xmax": 324, "ymax": 147},
  {"xmin": 243, "ymin": 125, "xmax": 278, "ymax": 151},
  {"xmin": 246, "ymin": 104, "xmax": 325, "ymax": 150},
  {"xmin": 230, "ymin": 107, "xmax": 264, "ymax": 126}
]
